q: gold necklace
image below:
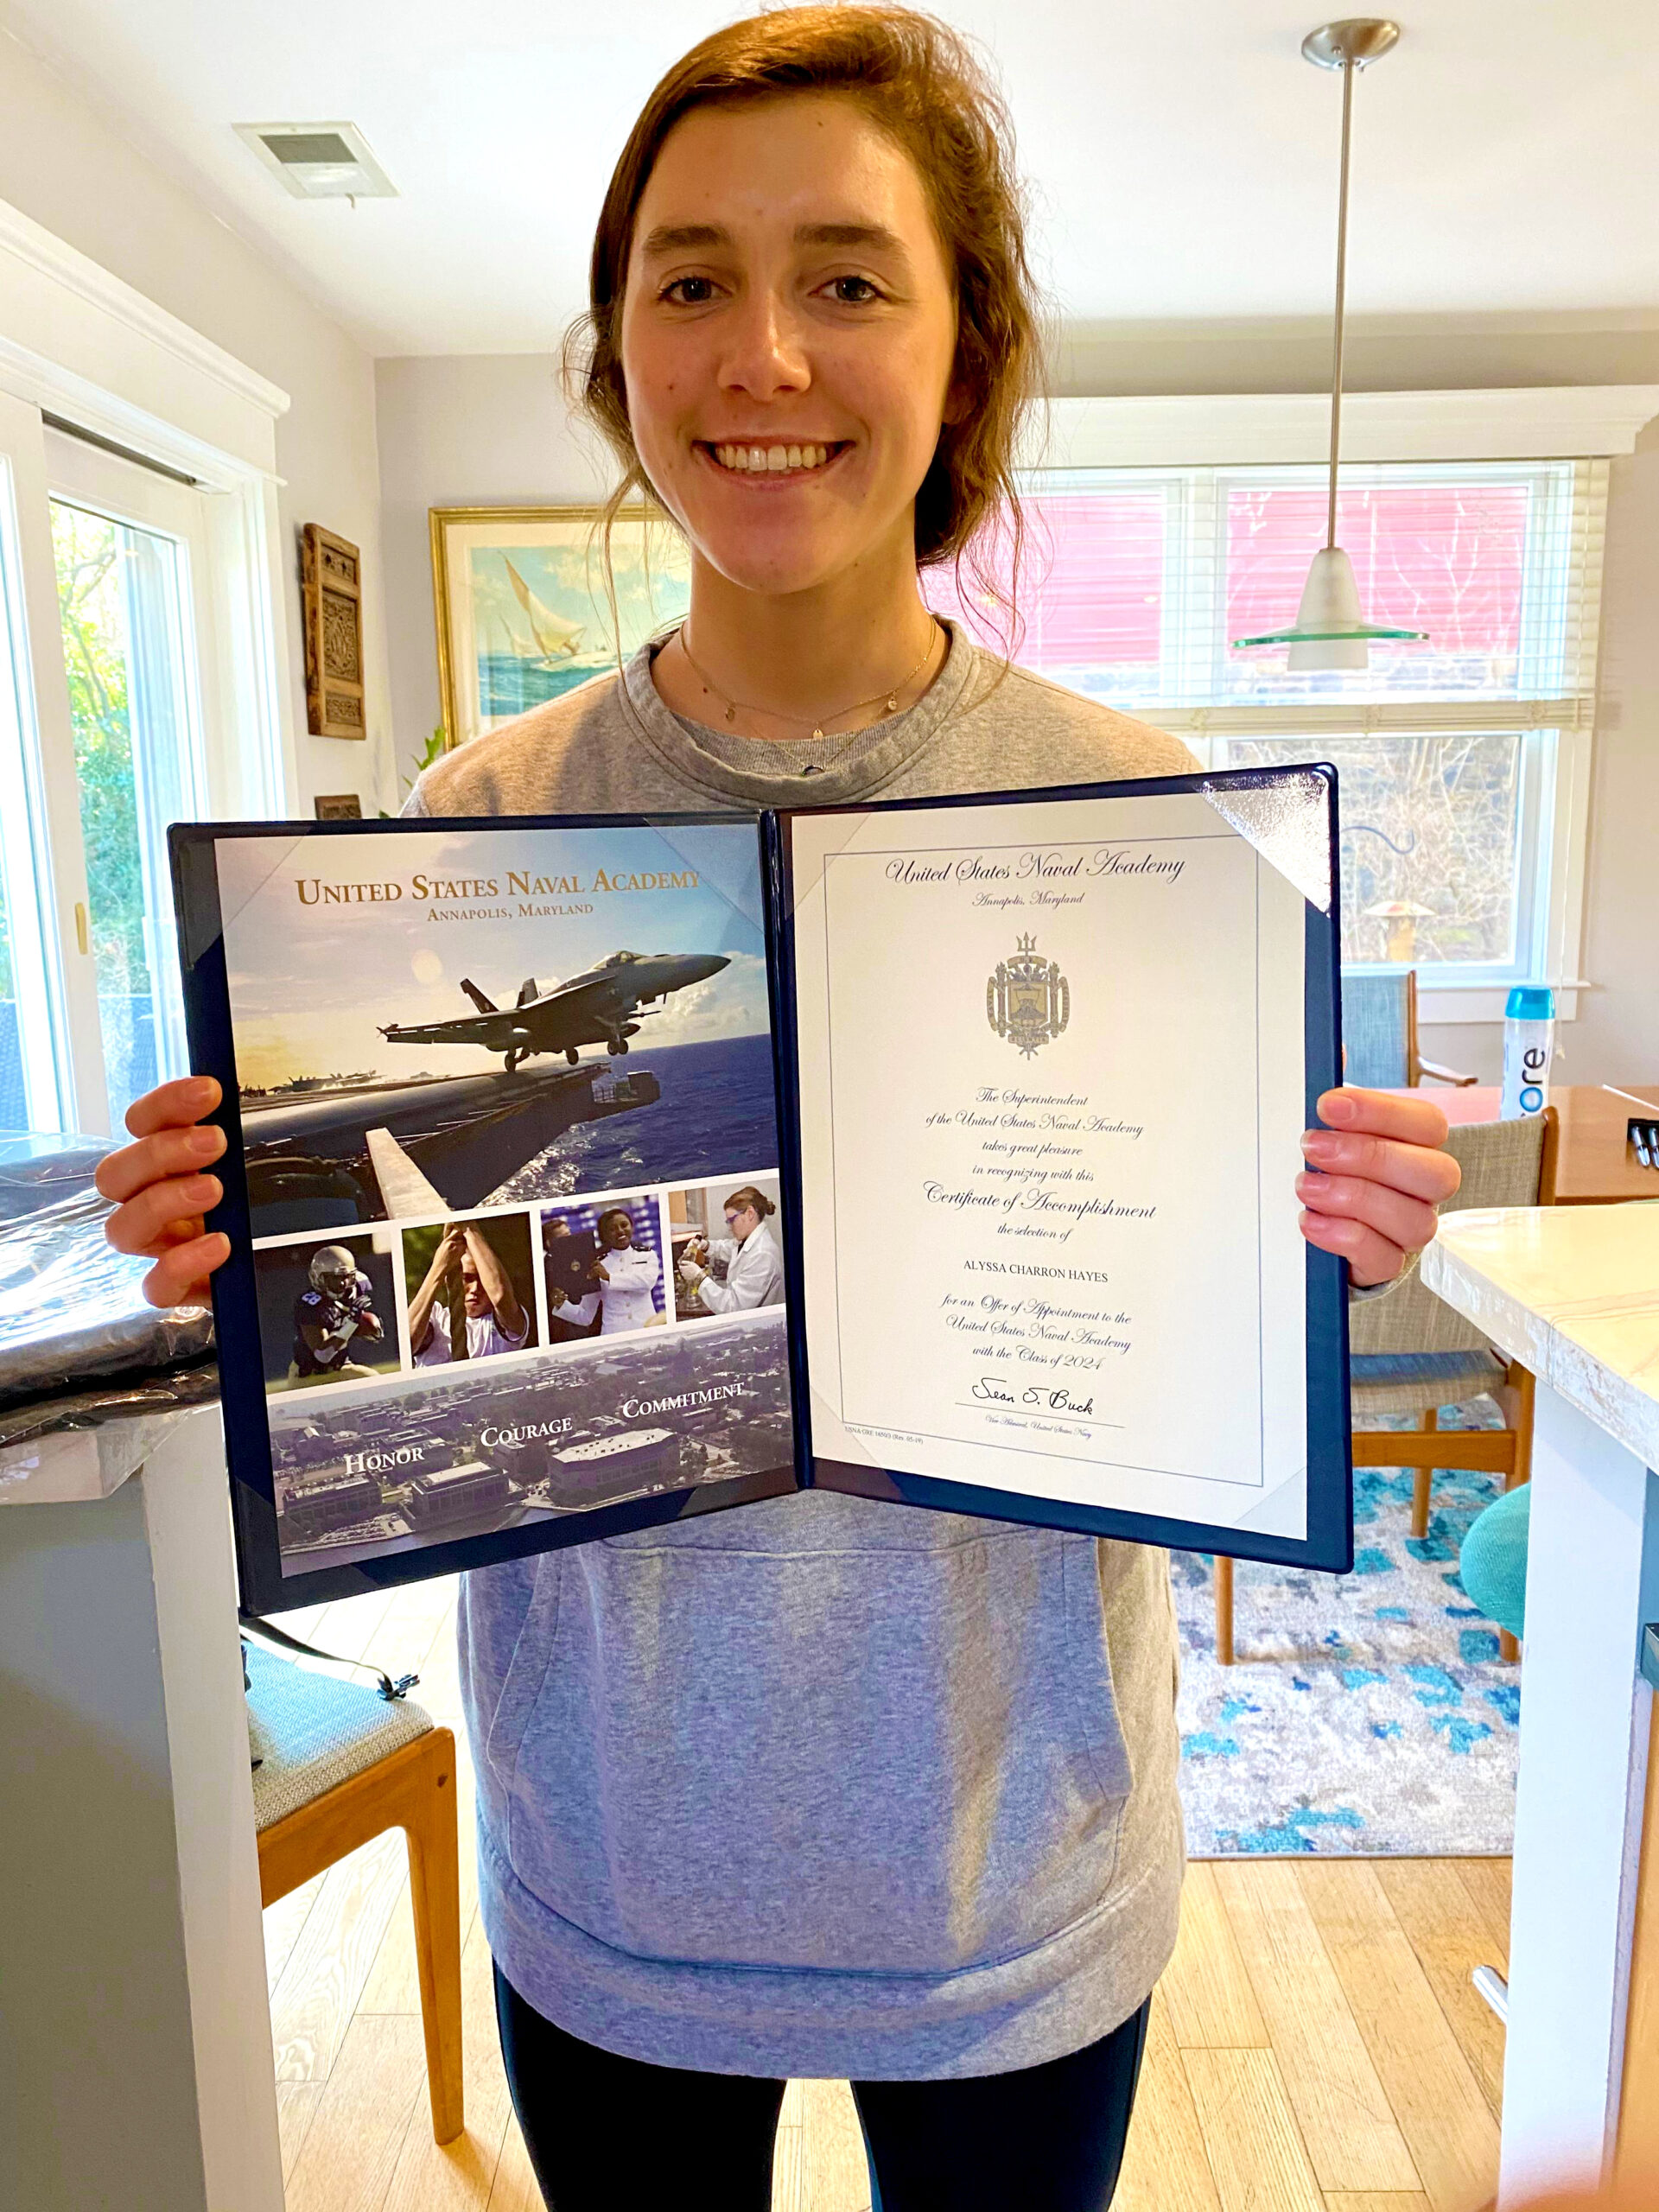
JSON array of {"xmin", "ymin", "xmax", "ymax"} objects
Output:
[{"xmin": 676, "ymin": 620, "xmax": 940, "ymax": 743}]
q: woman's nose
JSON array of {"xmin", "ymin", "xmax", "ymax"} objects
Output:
[{"xmin": 717, "ymin": 293, "xmax": 810, "ymax": 398}]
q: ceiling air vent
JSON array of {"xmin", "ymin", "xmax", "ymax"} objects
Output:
[{"xmin": 235, "ymin": 123, "xmax": 397, "ymax": 200}]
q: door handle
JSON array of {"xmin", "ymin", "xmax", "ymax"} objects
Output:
[{"xmin": 74, "ymin": 901, "xmax": 88, "ymax": 956}]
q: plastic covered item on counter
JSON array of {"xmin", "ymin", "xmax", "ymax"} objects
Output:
[
  {"xmin": 0, "ymin": 1130, "xmax": 216, "ymax": 1409},
  {"xmin": 0, "ymin": 1358, "xmax": 220, "ymax": 1448}
]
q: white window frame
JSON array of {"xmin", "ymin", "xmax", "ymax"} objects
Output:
[
  {"xmin": 0, "ymin": 388, "xmax": 99, "ymax": 1127},
  {"xmin": 0, "ymin": 194, "xmax": 296, "ymax": 1127},
  {"xmin": 1027, "ymin": 390, "xmax": 1659, "ymax": 1023},
  {"xmin": 0, "ymin": 194, "xmax": 296, "ymax": 820}
]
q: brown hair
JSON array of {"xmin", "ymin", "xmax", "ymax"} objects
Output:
[
  {"xmin": 565, "ymin": 5, "xmax": 1043, "ymax": 647},
  {"xmin": 723, "ymin": 1185, "xmax": 777, "ymax": 1221}
]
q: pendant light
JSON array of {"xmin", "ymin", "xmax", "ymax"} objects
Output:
[{"xmin": 1233, "ymin": 19, "xmax": 1425, "ymax": 671}]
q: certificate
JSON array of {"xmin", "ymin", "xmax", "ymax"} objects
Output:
[
  {"xmin": 174, "ymin": 766, "xmax": 1349, "ymax": 1611},
  {"xmin": 779, "ymin": 772, "xmax": 1351, "ymax": 1568}
]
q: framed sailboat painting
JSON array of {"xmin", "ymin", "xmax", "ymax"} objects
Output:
[{"xmin": 429, "ymin": 505, "xmax": 692, "ymax": 750}]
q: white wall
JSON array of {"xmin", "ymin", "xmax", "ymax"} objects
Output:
[
  {"xmin": 1054, "ymin": 315, "xmax": 1659, "ymax": 400},
  {"xmin": 374, "ymin": 355, "xmax": 613, "ymax": 795},
  {"xmin": 0, "ymin": 28, "xmax": 395, "ymax": 814}
]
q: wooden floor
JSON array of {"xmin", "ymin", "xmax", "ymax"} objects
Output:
[{"xmin": 266, "ymin": 1579, "xmax": 1510, "ymax": 2212}]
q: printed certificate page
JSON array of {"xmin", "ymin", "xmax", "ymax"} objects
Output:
[{"xmin": 788, "ymin": 788, "xmax": 1313, "ymax": 1542}]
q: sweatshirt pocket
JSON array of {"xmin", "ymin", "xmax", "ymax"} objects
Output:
[{"xmin": 488, "ymin": 1501, "xmax": 1135, "ymax": 1975}]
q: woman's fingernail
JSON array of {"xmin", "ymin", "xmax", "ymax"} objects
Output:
[
  {"xmin": 184, "ymin": 1077, "xmax": 218, "ymax": 1106},
  {"xmin": 187, "ymin": 1126, "xmax": 221, "ymax": 1158},
  {"xmin": 183, "ymin": 1176, "xmax": 220, "ymax": 1205},
  {"xmin": 1322, "ymin": 1092, "xmax": 1358, "ymax": 1126},
  {"xmin": 1301, "ymin": 1132, "xmax": 1339, "ymax": 1162}
]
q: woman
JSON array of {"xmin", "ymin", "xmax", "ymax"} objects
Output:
[
  {"xmin": 680, "ymin": 1184, "xmax": 785, "ymax": 1313},
  {"xmin": 591, "ymin": 1206, "xmax": 662, "ymax": 1333},
  {"xmin": 97, "ymin": 12, "xmax": 1458, "ymax": 2205}
]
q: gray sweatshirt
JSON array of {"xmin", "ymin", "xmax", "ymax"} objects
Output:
[{"xmin": 409, "ymin": 625, "xmax": 1197, "ymax": 2078}]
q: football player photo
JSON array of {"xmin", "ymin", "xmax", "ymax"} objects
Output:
[{"xmin": 253, "ymin": 1231, "xmax": 401, "ymax": 1392}]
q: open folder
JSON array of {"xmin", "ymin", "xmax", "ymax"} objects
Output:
[{"xmin": 173, "ymin": 764, "xmax": 1351, "ymax": 1611}]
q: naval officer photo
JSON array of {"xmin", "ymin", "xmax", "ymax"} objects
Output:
[{"xmin": 592, "ymin": 1206, "xmax": 664, "ymax": 1334}]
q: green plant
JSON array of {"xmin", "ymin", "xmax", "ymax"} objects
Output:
[{"xmin": 380, "ymin": 726, "xmax": 450, "ymax": 815}]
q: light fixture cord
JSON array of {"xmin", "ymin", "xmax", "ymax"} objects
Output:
[{"xmin": 1326, "ymin": 51, "xmax": 1357, "ymax": 550}]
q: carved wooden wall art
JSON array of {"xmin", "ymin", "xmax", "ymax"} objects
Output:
[{"xmin": 301, "ymin": 524, "xmax": 366, "ymax": 740}]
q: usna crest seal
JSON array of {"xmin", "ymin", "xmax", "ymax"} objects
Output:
[{"xmin": 987, "ymin": 934, "xmax": 1070, "ymax": 1058}]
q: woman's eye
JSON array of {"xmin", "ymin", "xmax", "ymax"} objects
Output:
[
  {"xmin": 662, "ymin": 276, "xmax": 719, "ymax": 306},
  {"xmin": 824, "ymin": 276, "xmax": 880, "ymax": 304}
]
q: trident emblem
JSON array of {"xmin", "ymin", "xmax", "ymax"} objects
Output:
[{"xmin": 987, "ymin": 934, "xmax": 1070, "ymax": 1058}]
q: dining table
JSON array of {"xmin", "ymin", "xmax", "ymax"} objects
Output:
[{"xmin": 1389, "ymin": 1083, "xmax": 1659, "ymax": 1205}]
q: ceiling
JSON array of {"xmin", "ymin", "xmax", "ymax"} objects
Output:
[{"xmin": 8, "ymin": 0, "xmax": 1658, "ymax": 357}]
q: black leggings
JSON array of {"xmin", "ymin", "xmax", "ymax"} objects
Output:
[{"xmin": 494, "ymin": 1965, "xmax": 1150, "ymax": 2212}]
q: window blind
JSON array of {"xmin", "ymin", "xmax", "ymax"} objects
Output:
[
  {"xmin": 928, "ymin": 457, "xmax": 1609, "ymax": 733},
  {"xmin": 925, "ymin": 457, "xmax": 1610, "ymax": 983}
]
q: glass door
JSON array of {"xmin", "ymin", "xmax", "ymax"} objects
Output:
[{"xmin": 47, "ymin": 433, "xmax": 213, "ymax": 1131}]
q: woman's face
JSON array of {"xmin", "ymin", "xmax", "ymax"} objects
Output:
[
  {"xmin": 601, "ymin": 1215, "xmax": 635, "ymax": 1249},
  {"xmin": 725, "ymin": 1201, "xmax": 759, "ymax": 1243},
  {"xmin": 620, "ymin": 94, "xmax": 960, "ymax": 599}
]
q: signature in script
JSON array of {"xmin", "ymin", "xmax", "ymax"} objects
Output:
[{"xmin": 970, "ymin": 1378, "xmax": 1097, "ymax": 1418}]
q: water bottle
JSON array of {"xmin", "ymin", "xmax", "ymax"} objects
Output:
[{"xmin": 1500, "ymin": 986, "xmax": 1554, "ymax": 1120}]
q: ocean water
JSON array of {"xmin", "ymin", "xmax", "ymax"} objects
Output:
[
  {"xmin": 490, "ymin": 1031, "xmax": 780, "ymax": 1204},
  {"xmin": 478, "ymin": 653, "xmax": 615, "ymax": 719}
]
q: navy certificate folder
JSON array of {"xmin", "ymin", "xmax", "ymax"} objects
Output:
[{"xmin": 172, "ymin": 765, "xmax": 1351, "ymax": 1612}]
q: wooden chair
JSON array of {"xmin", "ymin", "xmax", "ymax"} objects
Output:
[
  {"xmin": 246, "ymin": 1640, "xmax": 464, "ymax": 2144},
  {"xmin": 1342, "ymin": 968, "xmax": 1478, "ymax": 1090},
  {"xmin": 1214, "ymin": 1108, "xmax": 1558, "ymax": 1667}
]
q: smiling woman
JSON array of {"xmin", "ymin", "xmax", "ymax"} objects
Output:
[
  {"xmin": 94, "ymin": 10, "xmax": 1460, "ymax": 2206},
  {"xmin": 567, "ymin": 9, "xmax": 1041, "ymax": 739}
]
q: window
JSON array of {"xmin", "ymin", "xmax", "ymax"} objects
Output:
[
  {"xmin": 51, "ymin": 491, "xmax": 204, "ymax": 1127},
  {"xmin": 930, "ymin": 458, "xmax": 1605, "ymax": 999},
  {"xmin": 0, "ymin": 394, "xmax": 230, "ymax": 1135}
]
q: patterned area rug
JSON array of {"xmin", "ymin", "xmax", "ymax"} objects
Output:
[{"xmin": 1174, "ymin": 1414, "xmax": 1520, "ymax": 1857}]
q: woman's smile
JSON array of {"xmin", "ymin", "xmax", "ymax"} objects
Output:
[{"xmin": 698, "ymin": 438, "xmax": 850, "ymax": 478}]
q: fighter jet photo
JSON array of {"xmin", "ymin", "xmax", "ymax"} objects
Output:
[{"xmin": 378, "ymin": 950, "xmax": 730, "ymax": 1073}]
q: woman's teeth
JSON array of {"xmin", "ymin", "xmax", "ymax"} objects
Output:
[{"xmin": 710, "ymin": 442, "xmax": 836, "ymax": 473}]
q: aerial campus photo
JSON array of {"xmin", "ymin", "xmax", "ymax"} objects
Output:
[
  {"xmin": 267, "ymin": 1303, "xmax": 796, "ymax": 1574},
  {"xmin": 213, "ymin": 818, "xmax": 779, "ymax": 1240}
]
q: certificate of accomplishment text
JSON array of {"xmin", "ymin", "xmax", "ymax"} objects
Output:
[{"xmin": 789, "ymin": 789, "xmax": 1315, "ymax": 1545}]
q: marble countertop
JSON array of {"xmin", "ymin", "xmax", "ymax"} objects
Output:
[{"xmin": 1422, "ymin": 1201, "xmax": 1659, "ymax": 1468}]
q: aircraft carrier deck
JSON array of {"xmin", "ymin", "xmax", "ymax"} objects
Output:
[{"xmin": 242, "ymin": 1058, "xmax": 659, "ymax": 1235}]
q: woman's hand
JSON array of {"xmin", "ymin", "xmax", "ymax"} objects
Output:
[
  {"xmin": 93, "ymin": 1077, "xmax": 230, "ymax": 1309},
  {"xmin": 1298, "ymin": 1087, "xmax": 1460, "ymax": 1287}
]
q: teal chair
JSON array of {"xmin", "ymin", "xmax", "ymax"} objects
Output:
[
  {"xmin": 1460, "ymin": 1481, "xmax": 1529, "ymax": 1641},
  {"xmin": 1213, "ymin": 1109, "xmax": 1556, "ymax": 1664},
  {"xmin": 1342, "ymin": 968, "xmax": 1478, "ymax": 1090}
]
